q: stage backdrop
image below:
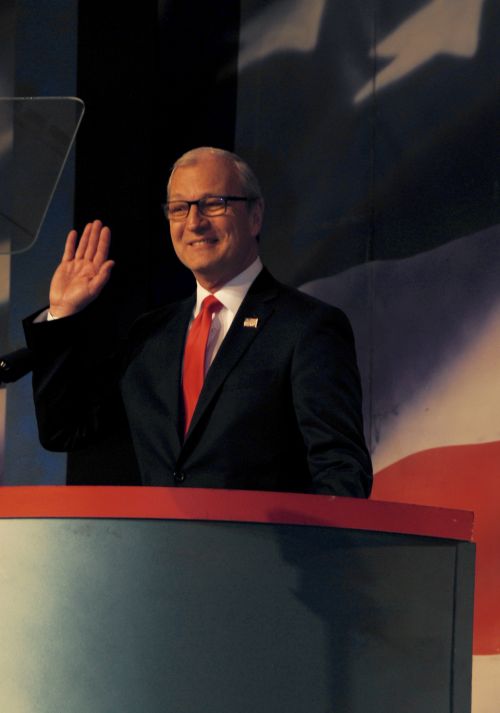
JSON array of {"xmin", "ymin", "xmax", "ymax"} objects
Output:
[
  {"xmin": 0, "ymin": 0, "xmax": 76, "ymax": 484},
  {"xmin": 234, "ymin": 1, "xmax": 499, "ymax": 712}
]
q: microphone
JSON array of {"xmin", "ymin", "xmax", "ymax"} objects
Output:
[{"xmin": 0, "ymin": 348, "xmax": 33, "ymax": 385}]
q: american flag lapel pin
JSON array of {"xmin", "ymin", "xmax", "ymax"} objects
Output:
[{"xmin": 243, "ymin": 317, "xmax": 259, "ymax": 328}]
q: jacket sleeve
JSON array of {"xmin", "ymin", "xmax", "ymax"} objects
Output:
[
  {"xmin": 23, "ymin": 307, "xmax": 127, "ymax": 452},
  {"xmin": 290, "ymin": 305, "xmax": 373, "ymax": 497}
]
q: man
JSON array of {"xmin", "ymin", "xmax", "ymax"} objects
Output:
[{"xmin": 25, "ymin": 147, "xmax": 372, "ymax": 496}]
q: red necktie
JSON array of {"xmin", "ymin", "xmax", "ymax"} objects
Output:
[{"xmin": 182, "ymin": 295, "xmax": 222, "ymax": 435}]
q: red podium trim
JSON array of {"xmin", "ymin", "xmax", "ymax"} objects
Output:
[{"xmin": 0, "ymin": 486, "xmax": 473, "ymax": 541}]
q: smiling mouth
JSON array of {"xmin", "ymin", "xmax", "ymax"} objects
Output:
[{"xmin": 188, "ymin": 238, "xmax": 219, "ymax": 246}]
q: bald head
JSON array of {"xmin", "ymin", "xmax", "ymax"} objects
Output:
[{"xmin": 167, "ymin": 147, "xmax": 263, "ymax": 203}]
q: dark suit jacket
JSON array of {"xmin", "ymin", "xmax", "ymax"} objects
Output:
[{"xmin": 24, "ymin": 269, "xmax": 372, "ymax": 496}]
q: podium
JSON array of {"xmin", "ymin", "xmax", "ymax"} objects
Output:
[{"xmin": 0, "ymin": 487, "xmax": 474, "ymax": 713}]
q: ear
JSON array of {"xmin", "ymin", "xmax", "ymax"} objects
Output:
[{"xmin": 250, "ymin": 198, "xmax": 264, "ymax": 238}]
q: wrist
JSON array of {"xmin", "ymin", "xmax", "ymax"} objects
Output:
[{"xmin": 48, "ymin": 305, "xmax": 81, "ymax": 319}]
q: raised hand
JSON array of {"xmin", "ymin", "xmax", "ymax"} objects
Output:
[{"xmin": 49, "ymin": 220, "xmax": 115, "ymax": 318}]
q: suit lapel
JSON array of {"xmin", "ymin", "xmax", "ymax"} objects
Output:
[
  {"xmin": 184, "ymin": 270, "xmax": 280, "ymax": 442},
  {"xmin": 155, "ymin": 297, "xmax": 194, "ymax": 450}
]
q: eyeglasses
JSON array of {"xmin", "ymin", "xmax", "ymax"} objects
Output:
[{"xmin": 164, "ymin": 195, "xmax": 256, "ymax": 221}]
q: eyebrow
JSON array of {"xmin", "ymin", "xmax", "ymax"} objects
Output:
[{"xmin": 168, "ymin": 192, "xmax": 220, "ymax": 201}]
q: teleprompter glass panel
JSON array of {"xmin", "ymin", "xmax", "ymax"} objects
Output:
[{"xmin": 0, "ymin": 97, "xmax": 84, "ymax": 254}]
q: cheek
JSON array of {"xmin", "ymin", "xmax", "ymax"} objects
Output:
[{"xmin": 169, "ymin": 225, "xmax": 183, "ymax": 246}]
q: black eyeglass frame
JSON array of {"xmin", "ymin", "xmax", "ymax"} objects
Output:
[{"xmin": 163, "ymin": 195, "xmax": 257, "ymax": 221}]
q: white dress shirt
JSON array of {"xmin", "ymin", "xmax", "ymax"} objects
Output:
[{"xmin": 191, "ymin": 257, "xmax": 263, "ymax": 374}]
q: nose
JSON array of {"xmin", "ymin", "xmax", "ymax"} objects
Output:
[{"xmin": 186, "ymin": 203, "xmax": 206, "ymax": 230}]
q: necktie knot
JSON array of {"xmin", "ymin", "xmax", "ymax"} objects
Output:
[{"xmin": 200, "ymin": 294, "xmax": 223, "ymax": 318}]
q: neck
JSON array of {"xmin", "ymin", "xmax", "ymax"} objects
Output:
[{"xmin": 194, "ymin": 255, "xmax": 260, "ymax": 293}]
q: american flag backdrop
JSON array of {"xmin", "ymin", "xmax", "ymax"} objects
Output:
[{"xmin": 234, "ymin": 1, "xmax": 500, "ymax": 710}]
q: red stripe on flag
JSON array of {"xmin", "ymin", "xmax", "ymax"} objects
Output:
[{"xmin": 373, "ymin": 440, "xmax": 500, "ymax": 655}]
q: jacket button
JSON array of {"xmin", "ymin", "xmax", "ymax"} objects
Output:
[{"xmin": 173, "ymin": 470, "xmax": 186, "ymax": 483}]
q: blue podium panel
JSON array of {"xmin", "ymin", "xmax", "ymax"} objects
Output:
[{"xmin": 0, "ymin": 516, "xmax": 474, "ymax": 713}]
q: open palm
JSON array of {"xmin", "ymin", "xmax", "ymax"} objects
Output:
[{"xmin": 49, "ymin": 220, "xmax": 115, "ymax": 318}]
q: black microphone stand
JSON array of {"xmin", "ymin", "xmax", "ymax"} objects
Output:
[{"xmin": 0, "ymin": 348, "xmax": 33, "ymax": 385}]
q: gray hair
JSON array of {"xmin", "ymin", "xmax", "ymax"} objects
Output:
[{"xmin": 167, "ymin": 146, "xmax": 263, "ymax": 202}]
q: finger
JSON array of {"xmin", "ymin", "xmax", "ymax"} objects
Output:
[
  {"xmin": 92, "ymin": 226, "xmax": 112, "ymax": 267},
  {"xmin": 85, "ymin": 220, "xmax": 104, "ymax": 262},
  {"xmin": 62, "ymin": 230, "xmax": 78, "ymax": 262},
  {"xmin": 74, "ymin": 222, "xmax": 93, "ymax": 259}
]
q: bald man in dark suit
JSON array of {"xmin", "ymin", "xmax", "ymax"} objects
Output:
[{"xmin": 25, "ymin": 147, "xmax": 372, "ymax": 496}]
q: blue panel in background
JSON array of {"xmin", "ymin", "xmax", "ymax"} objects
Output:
[{"xmin": 3, "ymin": 0, "xmax": 79, "ymax": 483}]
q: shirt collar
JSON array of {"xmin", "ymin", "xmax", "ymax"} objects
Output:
[{"xmin": 194, "ymin": 257, "xmax": 263, "ymax": 317}]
